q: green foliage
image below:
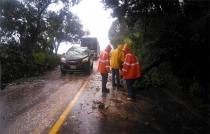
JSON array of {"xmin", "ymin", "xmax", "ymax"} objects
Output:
[
  {"xmin": 0, "ymin": 0, "xmax": 87, "ymax": 54},
  {"xmin": 109, "ymin": 20, "xmax": 130, "ymax": 48},
  {"xmin": 47, "ymin": 10, "xmax": 89, "ymax": 54},
  {"xmin": 124, "ymin": 31, "xmax": 158, "ymax": 71},
  {"xmin": 106, "ymin": 0, "xmax": 209, "ymax": 116},
  {"xmin": 32, "ymin": 50, "xmax": 60, "ymax": 72},
  {"xmin": 109, "ymin": 20, "xmax": 142, "ymax": 48},
  {"xmin": 189, "ymin": 81, "xmax": 209, "ymax": 110},
  {"xmin": 0, "ymin": 44, "xmax": 60, "ymax": 89},
  {"xmin": 124, "ymin": 32, "xmax": 143, "ymax": 54},
  {"xmin": 0, "ymin": 0, "xmax": 88, "ymax": 89}
]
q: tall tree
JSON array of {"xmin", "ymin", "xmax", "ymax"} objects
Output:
[
  {"xmin": 108, "ymin": 20, "xmax": 128, "ymax": 48},
  {"xmin": 0, "ymin": 0, "xmax": 86, "ymax": 54},
  {"xmin": 47, "ymin": 10, "xmax": 89, "ymax": 54},
  {"xmin": 19, "ymin": 0, "xmax": 81, "ymax": 52},
  {"xmin": 108, "ymin": 19, "xmax": 141, "ymax": 48},
  {"xmin": 103, "ymin": 0, "xmax": 209, "ymax": 88}
]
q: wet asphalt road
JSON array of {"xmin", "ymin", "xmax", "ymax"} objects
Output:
[
  {"xmin": 0, "ymin": 61, "xmax": 93, "ymax": 133},
  {"xmin": 57, "ymin": 72, "xmax": 209, "ymax": 133},
  {"xmin": 0, "ymin": 59, "xmax": 209, "ymax": 134}
]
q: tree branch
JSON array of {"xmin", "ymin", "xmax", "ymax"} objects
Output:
[{"xmin": 141, "ymin": 54, "xmax": 164, "ymax": 77}]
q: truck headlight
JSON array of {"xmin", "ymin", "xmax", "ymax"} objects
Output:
[
  {"xmin": 61, "ymin": 58, "xmax": 66, "ymax": 63},
  {"xmin": 82, "ymin": 57, "xmax": 88, "ymax": 62}
]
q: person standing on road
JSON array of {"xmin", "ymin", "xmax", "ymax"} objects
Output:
[
  {"xmin": 110, "ymin": 44, "xmax": 124, "ymax": 88},
  {"xmin": 98, "ymin": 44, "xmax": 112, "ymax": 93},
  {"xmin": 120, "ymin": 44, "xmax": 141, "ymax": 101},
  {"xmin": 120, "ymin": 47, "xmax": 126, "ymax": 71}
]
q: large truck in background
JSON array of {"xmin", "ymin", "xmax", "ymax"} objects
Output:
[{"xmin": 80, "ymin": 37, "xmax": 100, "ymax": 59}]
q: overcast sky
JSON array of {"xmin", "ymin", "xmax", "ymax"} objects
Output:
[{"xmin": 51, "ymin": 0, "xmax": 115, "ymax": 54}]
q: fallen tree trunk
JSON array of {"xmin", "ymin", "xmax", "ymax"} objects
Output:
[
  {"xmin": 140, "ymin": 54, "xmax": 164, "ymax": 77},
  {"xmin": 134, "ymin": 55, "xmax": 164, "ymax": 89}
]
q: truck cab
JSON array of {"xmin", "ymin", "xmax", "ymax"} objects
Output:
[{"xmin": 80, "ymin": 37, "xmax": 100, "ymax": 59}]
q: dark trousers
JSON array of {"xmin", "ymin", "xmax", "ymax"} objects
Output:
[
  {"xmin": 126, "ymin": 79, "xmax": 136, "ymax": 99},
  {"xmin": 111, "ymin": 68, "xmax": 120, "ymax": 86},
  {"xmin": 101, "ymin": 73, "xmax": 108, "ymax": 91}
]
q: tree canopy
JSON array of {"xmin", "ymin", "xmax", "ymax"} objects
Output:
[
  {"xmin": 0, "ymin": 0, "xmax": 88, "ymax": 89},
  {"xmin": 0, "ymin": 0, "xmax": 88, "ymax": 54},
  {"xmin": 103, "ymin": 0, "xmax": 209, "ymax": 86},
  {"xmin": 103, "ymin": 0, "xmax": 209, "ymax": 114}
]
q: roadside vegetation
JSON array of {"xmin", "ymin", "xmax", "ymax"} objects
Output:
[
  {"xmin": 0, "ymin": 0, "xmax": 89, "ymax": 89},
  {"xmin": 0, "ymin": 43, "xmax": 62, "ymax": 89},
  {"xmin": 103, "ymin": 0, "xmax": 209, "ymax": 119}
]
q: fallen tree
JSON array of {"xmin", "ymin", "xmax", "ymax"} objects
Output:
[
  {"xmin": 134, "ymin": 54, "xmax": 165, "ymax": 89},
  {"xmin": 141, "ymin": 54, "xmax": 165, "ymax": 77}
]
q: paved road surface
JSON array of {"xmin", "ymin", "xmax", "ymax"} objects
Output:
[
  {"xmin": 57, "ymin": 71, "xmax": 209, "ymax": 133},
  {"xmin": 0, "ymin": 60, "xmax": 209, "ymax": 134}
]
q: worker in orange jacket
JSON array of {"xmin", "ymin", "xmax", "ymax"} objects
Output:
[
  {"xmin": 98, "ymin": 44, "xmax": 112, "ymax": 93},
  {"xmin": 120, "ymin": 44, "xmax": 141, "ymax": 101}
]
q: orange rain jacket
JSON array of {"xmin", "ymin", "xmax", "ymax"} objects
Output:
[
  {"xmin": 120, "ymin": 45, "xmax": 141, "ymax": 79},
  {"xmin": 98, "ymin": 45, "xmax": 112, "ymax": 74},
  {"xmin": 110, "ymin": 45, "xmax": 124, "ymax": 69}
]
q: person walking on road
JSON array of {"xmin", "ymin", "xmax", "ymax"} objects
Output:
[
  {"xmin": 98, "ymin": 44, "xmax": 112, "ymax": 93},
  {"xmin": 110, "ymin": 44, "xmax": 124, "ymax": 88},
  {"xmin": 120, "ymin": 44, "xmax": 141, "ymax": 101}
]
